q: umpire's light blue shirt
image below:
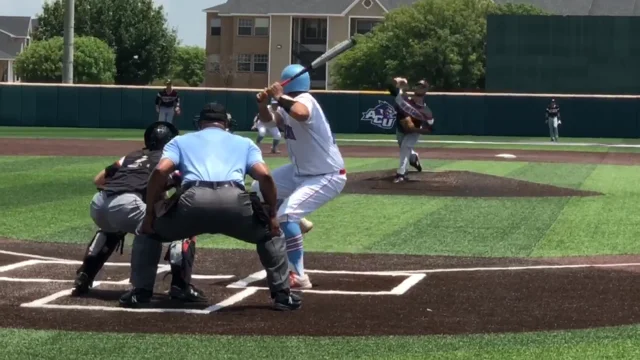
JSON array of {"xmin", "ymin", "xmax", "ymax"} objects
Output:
[{"xmin": 161, "ymin": 127, "xmax": 264, "ymax": 185}]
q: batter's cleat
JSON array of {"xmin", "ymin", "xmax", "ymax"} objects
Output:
[
  {"xmin": 289, "ymin": 271, "xmax": 313, "ymax": 289},
  {"xmin": 272, "ymin": 291, "xmax": 302, "ymax": 311},
  {"xmin": 393, "ymin": 173, "xmax": 408, "ymax": 183},
  {"xmin": 409, "ymin": 158, "xmax": 423, "ymax": 172},
  {"xmin": 169, "ymin": 284, "xmax": 208, "ymax": 303},
  {"xmin": 70, "ymin": 272, "xmax": 92, "ymax": 296},
  {"xmin": 270, "ymin": 148, "xmax": 281, "ymax": 154},
  {"xmin": 119, "ymin": 288, "xmax": 153, "ymax": 308},
  {"xmin": 300, "ymin": 218, "xmax": 314, "ymax": 234}
]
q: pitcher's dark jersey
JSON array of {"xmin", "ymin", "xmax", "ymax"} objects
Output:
[{"xmin": 156, "ymin": 90, "xmax": 179, "ymax": 108}]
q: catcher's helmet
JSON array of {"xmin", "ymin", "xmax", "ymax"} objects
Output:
[{"xmin": 144, "ymin": 121, "xmax": 179, "ymax": 150}]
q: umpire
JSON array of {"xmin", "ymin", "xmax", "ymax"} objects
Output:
[
  {"xmin": 73, "ymin": 121, "xmax": 194, "ymax": 296},
  {"xmin": 120, "ymin": 102, "xmax": 301, "ymax": 311}
]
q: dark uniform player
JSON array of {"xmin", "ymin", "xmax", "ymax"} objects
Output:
[
  {"xmin": 120, "ymin": 102, "xmax": 300, "ymax": 311},
  {"xmin": 72, "ymin": 122, "xmax": 200, "ymax": 301},
  {"xmin": 388, "ymin": 77, "xmax": 434, "ymax": 183},
  {"xmin": 156, "ymin": 80, "xmax": 180, "ymax": 124},
  {"xmin": 546, "ymin": 99, "xmax": 561, "ymax": 142}
]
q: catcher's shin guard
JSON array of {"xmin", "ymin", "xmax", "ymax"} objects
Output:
[
  {"xmin": 73, "ymin": 230, "xmax": 125, "ymax": 294},
  {"xmin": 165, "ymin": 236, "xmax": 196, "ymax": 289}
]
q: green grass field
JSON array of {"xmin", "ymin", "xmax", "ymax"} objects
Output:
[{"xmin": 1, "ymin": 127, "xmax": 640, "ymax": 359}]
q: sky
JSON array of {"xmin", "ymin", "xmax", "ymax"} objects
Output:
[{"xmin": 0, "ymin": 0, "xmax": 224, "ymax": 47}]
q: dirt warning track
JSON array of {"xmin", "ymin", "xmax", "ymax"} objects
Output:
[
  {"xmin": 2, "ymin": 138, "xmax": 640, "ymax": 166},
  {"xmin": 1, "ymin": 239, "xmax": 640, "ymax": 336}
]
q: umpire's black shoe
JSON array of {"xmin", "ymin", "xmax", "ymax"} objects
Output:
[
  {"xmin": 272, "ymin": 291, "xmax": 302, "ymax": 311},
  {"xmin": 169, "ymin": 284, "xmax": 208, "ymax": 303},
  {"xmin": 71, "ymin": 272, "xmax": 92, "ymax": 296},
  {"xmin": 119, "ymin": 288, "xmax": 153, "ymax": 307}
]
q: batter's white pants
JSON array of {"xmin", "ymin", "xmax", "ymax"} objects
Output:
[
  {"xmin": 396, "ymin": 131, "xmax": 420, "ymax": 175},
  {"xmin": 158, "ymin": 107, "xmax": 175, "ymax": 124},
  {"xmin": 251, "ymin": 163, "xmax": 346, "ymax": 222}
]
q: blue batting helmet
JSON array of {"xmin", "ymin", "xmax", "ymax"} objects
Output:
[{"xmin": 281, "ymin": 64, "xmax": 310, "ymax": 94}]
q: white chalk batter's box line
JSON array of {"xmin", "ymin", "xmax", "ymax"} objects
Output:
[
  {"xmin": 0, "ymin": 258, "xmax": 424, "ymax": 294},
  {"xmin": 3, "ymin": 249, "xmax": 640, "ymax": 315}
]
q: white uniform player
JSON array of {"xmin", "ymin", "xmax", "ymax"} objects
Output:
[
  {"xmin": 252, "ymin": 64, "xmax": 346, "ymax": 289},
  {"xmin": 252, "ymin": 100, "xmax": 282, "ymax": 153}
]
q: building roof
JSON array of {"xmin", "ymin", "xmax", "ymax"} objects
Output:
[
  {"xmin": 0, "ymin": 49, "xmax": 14, "ymax": 60},
  {"xmin": 0, "ymin": 16, "xmax": 32, "ymax": 37},
  {"xmin": 205, "ymin": 0, "xmax": 640, "ymax": 16},
  {"xmin": 203, "ymin": 0, "xmax": 417, "ymax": 15}
]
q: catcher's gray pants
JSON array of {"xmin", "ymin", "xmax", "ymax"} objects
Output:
[
  {"xmin": 90, "ymin": 192, "xmax": 145, "ymax": 234},
  {"xmin": 396, "ymin": 131, "xmax": 420, "ymax": 175},
  {"xmin": 130, "ymin": 185, "xmax": 289, "ymax": 293},
  {"xmin": 548, "ymin": 116, "xmax": 559, "ymax": 140},
  {"xmin": 158, "ymin": 107, "xmax": 175, "ymax": 124}
]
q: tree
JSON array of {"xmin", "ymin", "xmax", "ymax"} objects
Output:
[
  {"xmin": 206, "ymin": 55, "xmax": 238, "ymax": 87},
  {"xmin": 171, "ymin": 46, "xmax": 206, "ymax": 87},
  {"xmin": 331, "ymin": 0, "xmax": 548, "ymax": 91},
  {"xmin": 14, "ymin": 36, "xmax": 116, "ymax": 84},
  {"xmin": 35, "ymin": 0, "xmax": 177, "ymax": 85}
]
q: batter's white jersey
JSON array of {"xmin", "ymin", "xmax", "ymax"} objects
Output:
[{"xmin": 277, "ymin": 93, "xmax": 344, "ymax": 176}]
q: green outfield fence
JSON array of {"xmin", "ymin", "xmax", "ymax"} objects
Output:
[
  {"xmin": 1, "ymin": 83, "xmax": 640, "ymax": 138},
  {"xmin": 487, "ymin": 15, "xmax": 640, "ymax": 95}
]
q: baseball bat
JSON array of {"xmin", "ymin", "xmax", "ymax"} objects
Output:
[{"xmin": 257, "ymin": 37, "xmax": 357, "ymax": 101}]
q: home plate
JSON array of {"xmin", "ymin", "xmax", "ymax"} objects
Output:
[{"xmin": 495, "ymin": 154, "xmax": 517, "ymax": 159}]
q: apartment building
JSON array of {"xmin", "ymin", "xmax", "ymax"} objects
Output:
[
  {"xmin": 0, "ymin": 16, "xmax": 37, "ymax": 83},
  {"xmin": 203, "ymin": 0, "xmax": 417, "ymax": 89}
]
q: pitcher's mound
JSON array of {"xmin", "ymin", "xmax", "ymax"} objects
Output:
[{"xmin": 343, "ymin": 170, "xmax": 602, "ymax": 197}]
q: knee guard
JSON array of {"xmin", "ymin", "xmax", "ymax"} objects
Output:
[
  {"xmin": 77, "ymin": 230, "xmax": 125, "ymax": 280},
  {"xmin": 164, "ymin": 237, "xmax": 196, "ymax": 289}
]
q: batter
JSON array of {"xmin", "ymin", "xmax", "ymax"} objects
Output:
[{"xmin": 252, "ymin": 64, "xmax": 346, "ymax": 289}]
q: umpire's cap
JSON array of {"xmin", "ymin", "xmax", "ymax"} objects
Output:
[
  {"xmin": 194, "ymin": 102, "xmax": 229, "ymax": 129},
  {"xmin": 144, "ymin": 121, "xmax": 179, "ymax": 151}
]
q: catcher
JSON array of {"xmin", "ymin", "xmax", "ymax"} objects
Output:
[
  {"xmin": 73, "ymin": 121, "xmax": 203, "ymax": 303},
  {"xmin": 388, "ymin": 77, "xmax": 434, "ymax": 183}
]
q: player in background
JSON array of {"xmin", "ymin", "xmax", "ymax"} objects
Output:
[
  {"xmin": 156, "ymin": 80, "xmax": 181, "ymax": 123},
  {"xmin": 546, "ymin": 99, "xmax": 561, "ymax": 142},
  {"xmin": 388, "ymin": 77, "xmax": 434, "ymax": 183},
  {"xmin": 251, "ymin": 99, "xmax": 282, "ymax": 153},
  {"xmin": 252, "ymin": 64, "xmax": 346, "ymax": 289}
]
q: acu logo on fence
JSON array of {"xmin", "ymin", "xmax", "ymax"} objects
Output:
[{"xmin": 361, "ymin": 101, "xmax": 397, "ymax": 130}]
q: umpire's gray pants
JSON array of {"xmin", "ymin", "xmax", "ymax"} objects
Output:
[
  {"xmin": 90, "ymin": 192, "xmax": 146, "ymax": 234},
  {"xmin": 131, "ymin": 186, "xmax": 289, "ymax": 293},
  {"xmin": 548, "ymin": 116, "xmax": 559, "ymax": 140},
  {"xmin": 396, "ymin": 131, "xmax": 420, "ymax": 174}
]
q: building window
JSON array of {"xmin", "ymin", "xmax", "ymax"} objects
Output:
[
  {"xmin": 207, "ymin": 54, "xmax": 221, "ymax": 73},
  {"xmin": 362, "ymin": 0, "xmax": 373, "ymax": 9},
  {"xmin": 352, "ymin": 19, "xmax": 382, "ymax": 36},
  {"xmin": 254, "ymin": 18, "xmax": 269, "ymax": 36},
  {"xmin": 237, "ymin": 54, "xmax": 252, "ymax": 72},
  {"xmin": 238, "ymin": 18, "xmax": 253, "ymax": 36},
  {"xmin": 253, "ymin": 54, "xmax": 268, "ymax": 72},
  {"xmin": 303, "ymin": 19, "xmax": 327, "ymax": 40},
  {"xmin": 210, "ymin": 18, "xmax": 221, "ymax": 36}
]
